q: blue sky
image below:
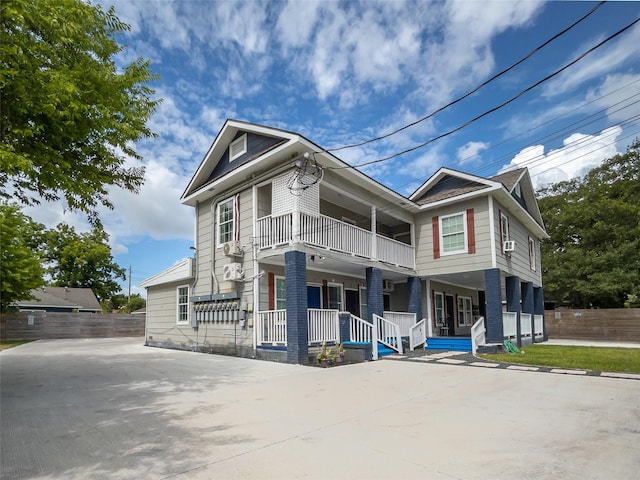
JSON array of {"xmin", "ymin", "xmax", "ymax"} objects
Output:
[{"xmin": 24, "ymin": 1, "xmax": 640, "ymax": 297}]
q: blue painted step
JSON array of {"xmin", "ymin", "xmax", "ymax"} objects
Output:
[
  {"xmin": 425, "ymin": 337, "xmax": 472, "ymax": 352},
  {"xmin": 377, "ymin": 344, "xmax": 395, "ymax": 357}
]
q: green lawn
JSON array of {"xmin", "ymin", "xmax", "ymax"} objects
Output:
[
  {"xmin": 479, "ymin": 344, "xmax": 640, "ymax": 373},
  {"xmin": 0, "ymin": 339, "xmax": 35, "ymax": 351}
]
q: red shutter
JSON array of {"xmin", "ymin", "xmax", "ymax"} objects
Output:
[
  {"xmin": 432, "ymin": 216, "xmax": 440, "ymax": 259},
  {"xmin": 467, "ymin": 208, "xmax": 476, "ymax": 254},
  {"xmin": 268, "ymin": 272, "xmax": 275, "ymax": 310}
]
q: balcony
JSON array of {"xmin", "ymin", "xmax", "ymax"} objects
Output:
[{"xmin": 257, "ymin": 212, "xmax": 415, "ymax": 269}]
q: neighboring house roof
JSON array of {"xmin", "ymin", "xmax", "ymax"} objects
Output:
[
  {"xmin": 15, "ymin": 287, "xmax": 101, "ymax": 312},
  {"xmin": 140, "ymin": 258, "xmax": 194, "ymax": 288},
  {"xmin": 130, "ymin": 307, "xmax": 146, "ymax": 315}
]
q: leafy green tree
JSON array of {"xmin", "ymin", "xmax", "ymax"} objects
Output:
[
  {"xmin": 0, "ymin": 203, "xmax": 45, "ymax": 311},
  {"xmin": 126, "ymin": 294, "xmax": 146, "ymax": 313},
  {"xmin": 538, "ymin": 140, "xmax": 640, "ymax": 307},
  {"xmin": 101, "ymin": 293, "xmax": 146, "ymax": 313},
  {"xmin": 45, "ymin": 222, "xmax": 125, "ymax": 301},
  {"xmin": 0, "ymin": 0, "xmax": 159, "ymax": 220}
]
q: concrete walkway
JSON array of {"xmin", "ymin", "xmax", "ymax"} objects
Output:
[{"xmin": 2, "ymin": 338, "xmax": 639, "ymax": 480}]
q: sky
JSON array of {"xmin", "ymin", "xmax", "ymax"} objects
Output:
[{"xmin": 22, "ymin": 0, "xmax": 640, "ymax": 297}]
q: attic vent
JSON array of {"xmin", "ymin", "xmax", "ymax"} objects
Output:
[{"xmin": 229, "ymin": 134, "xmax": 247, "ymax": 161}]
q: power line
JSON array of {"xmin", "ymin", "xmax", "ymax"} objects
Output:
[
  {"xmin": 316, "ymin": 1, "xmax": 606, "ymax": 154},
  {"xmin": 328, "ymin": 16, "xmax": 640, "ymax": 170}
]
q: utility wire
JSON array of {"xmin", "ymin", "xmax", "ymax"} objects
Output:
[
  {"xmin": 317, "ymin": 1, "xmax": 606, "ymax": 154},
  {"xmin": 328, "ymin": 16, "xmax": 640, "ymax": 170}
]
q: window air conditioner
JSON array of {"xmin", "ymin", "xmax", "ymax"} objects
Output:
[
  {"xmin": 223, "ymin": 263, "xmax": 244, "ymax": 281},
  {"xmin": 223, "ymin": 241, "xmax": 242, "ymax": 257},
  {"xmin": 503, "ymin": 240, "xmax": 516, "ymax": 252},
  {"xmin": 383, "ymin": 279, "xmax": 395, "ymax": 292}
]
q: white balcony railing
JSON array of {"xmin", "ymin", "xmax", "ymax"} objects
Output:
[
  {"xmin": 520, "ymin": 313, "xmax": 532, "ymax": 337},
  {"xmin": 307, "ymin": 309, "xmax": 340, "ymax": 345},
  {"xmin": 257, "ymin": 213, "xmax": 415, "ymax": 269},
  {"xmin": 409, "ymin": 318, "xmax": 426, "ymax": 350},
  {"xmin": 383, "ymin": 311, "xmax": 416, "ymax": 337},
  {"xmin": 502, "ymin": 311, "xmax": 518, "ymax": 338},
  {"xmin": 256, "ymin": 310, "xmax": 287, "ymax": 345},
  {"xmin": 534, "ymin": 314, "xmax": 544, "ymax": 336}
]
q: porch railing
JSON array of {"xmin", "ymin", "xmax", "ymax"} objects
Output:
[
  {"xmin": 534, "ymin": 314, "xmax": 544, "ymax": 336},
  {"xmin": 374, "ymin": 314, "xmax": 403, "ymax": 354},
  {"xmin": 349, "ymin": 314, "xmax": 377, "ymax": 360},
  {"xmin": 307, "ymin": 308, "xmax": 340, "ymax": 345},
  {"xmin": 409, "ymin": 318, "xmax": 426, "ymax": 350},
  {"xmin": 256, "ymin": 309, "xmax": 287, "ymax": 345},
  {"xmin": 520, "ymin": 313, "xmax": 532, "ymax": 337},
  {"xmin": 383, "ymin": 311, "xmax": 416, "ymax": 337},
  {"xmin": 471, "ymin": 316, "xmax": 486, "ymax": 354},
  {"xmin": 256, "ymin": 213, "xmax": 415, "ymax": 268},
  {"xmin": 502, "ymin": 311, "xmax": 518, "ymax": 338}
]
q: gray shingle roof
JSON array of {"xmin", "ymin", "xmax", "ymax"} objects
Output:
[{"xmin": 16, "ymin": 287, "xmax": 101, "ymax": 311}]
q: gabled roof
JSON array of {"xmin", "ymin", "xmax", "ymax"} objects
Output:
[
  {"xmin": 181, "ymin": 120, "xmax": 301, "ymax": 205},
  {"xmin": 409, "ymin": 167, "xmax": 502, "ymax": 206},
  {"xmin": 15, "ymin": 287, "xmax": 101, "ymax": 311},
  {"xmin": 140, "ymin": 258, "xmax": 194, "ymax": 288}
]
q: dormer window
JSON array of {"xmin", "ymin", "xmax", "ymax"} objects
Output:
[
  {"xmin": 229, "ymin": 134, "xmax": 247, "ymax": 161},
  {"xmin": 514, "ymin": 183, "xmax": 521, "ymax": 197}
]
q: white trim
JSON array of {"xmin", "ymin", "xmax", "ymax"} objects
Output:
[
  {"xmin": 528, "ymin": 236, "xmax": 537, "ymax": 271},
  {"xmin": 409, "ymin": 167, "xmax": 501, "ymax": 201},
  {"xmin": 274, "ymin": 275, "xmax": 286, "ymax": 310},
  {"xmin": 229, "ymin": 134, "xmax": 247, "ymax": 161},
  {"xmin": 216, "ymin": 196, "xmax": 236, "ymax": 247},
  {"xmin": 434, "ymin": 291, "xmax": 445, "ymax": 327},
  {"xmin": 457, "ymin": 295, "xmax": 473, "ymax": 327},
  {"xmin": 327, "ymin": 282, "xmax": 343, "ymax": 310},
  {"xmin": 488, "ymin": 195, "xmax": 497, "ymax": 268},
  {"xmin": 439, "ymin": 211, "xmax": 468, "ymax": 256},
  {"xmin": 176, "ymin": 284, "xmax": 190, "ymax": 325},
  {"xmin": 141, "ymin": 258, "xmax": 194, "ymax": 288},
  {"xmin": 359, "ymin": 285, "xmax": 368, "ymax": 320}
]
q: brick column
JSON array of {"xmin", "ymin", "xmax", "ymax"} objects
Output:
[
  {"xmin": 407, "ymin": 276, "xmax": 423, "ymax": 321},
  {"xmin": 534, "ymin": 286, "xmax": 547, "ymax": 341},
  {"xmin": 365, "ymin": 267, "xmax": 383, "ymax": 322},
  {"xmin": 285, "ymin": 250, "xmax": 308, "ymax": 364},
  {"xmin": 521, "ymin": 281, "xmax": 534, "ymax": 343},
  {"xmin": 484, "ymin": 268, "xmax": 503, "ymax": 343},
  {"xmin": 506, "ymin": 276, "xmax": 521, "ymax": 346}
]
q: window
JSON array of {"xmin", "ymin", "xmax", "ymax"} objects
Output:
[
  {"xmin": 229, "ymin": 134, "xmax": 247, "ymax": 161},
  {"xmin": 327, "ymin": 283, "xmax": 343, "ymax": 310},
  {"xmin": 529, "ymin": 236, "xmax": 536, "ymax": 271},
  {"xmin": 457, "ymin": 296, "xmax": 472, "ymax": 327},
  {"xmin": 359, "ymin": 286, "xmax": 368, "ymax": 320},
  {"xmin": 217, "ymin": 197, "xmax": 236, "ymax": 246},
  {"xmin": 440, "ymin": 212, "xmax": 467, "ymax": 255},
  {"xmin": 275, "ymin": 276, "xmax": 286, "ymax": 309},
  {"xmin": 177, "ymin": 285, "xmax": 189, "ymax": 324},
  {"xmin": 434, "ymin": 292, "xmax": 444, "ymax": 326},
  {"xmin": 500, "ymin": 211, "xmax": 510, "ymax": 253}
]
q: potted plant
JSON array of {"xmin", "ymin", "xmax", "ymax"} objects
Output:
[
  {"xmin": 335, "ymin": 343, "xmax": 346, "ymax": 363},
  {"xmin": 317, "ymin": 341, "xmax": 330, "ymax": 367}
]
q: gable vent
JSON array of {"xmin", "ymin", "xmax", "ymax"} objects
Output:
[{"xmin": 229, "ymin": 134, "xmax": 247, "ymax": 161}]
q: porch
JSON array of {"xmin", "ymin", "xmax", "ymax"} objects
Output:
[{"xmin": 255, "ymin": 309, "xmax": 424, "ymax": 360}]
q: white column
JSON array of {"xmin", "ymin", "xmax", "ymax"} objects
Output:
[{"xmin": 371, "ymin": 205, "xmax": 377, "ymax": 260}]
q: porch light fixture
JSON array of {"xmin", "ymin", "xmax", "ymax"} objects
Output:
[{"xmin": 309, "ymin": 255, "xmax": 325, "ymax": 264}]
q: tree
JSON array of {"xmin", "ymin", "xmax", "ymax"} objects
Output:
[
  {"xmin": 0, "ymin": 0, "xmax": 159, "ymax": 220},
  {"xmin": 538, "ymin": 140, "xmax": 640, "ymax": 307},
  {"xmin": 101, "ymin": 293, "xmax": 145, "ymax": 313},
  {"xmin": 45, "ymin": 222, "xmax": 125, "ymax": 301},
  {"xmin": 0, "ymin": 203, "xmax": 45, "ymax": 311}
]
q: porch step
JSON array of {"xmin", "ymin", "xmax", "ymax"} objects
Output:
[
  {"xmin": 377, "ymin": 345, "xmax": 396, "ymax": 357},
  {"xmin": 425, "ymin": 337, "xmax": 472, "ymax": 352}
]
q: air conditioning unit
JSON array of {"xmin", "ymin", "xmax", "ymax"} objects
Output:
[
  {"xmin": 383, "ymin": 279, "xmax": 395, "ymax": 292},
  {"xmin": 503, "ymin": 240, "xmax": 516, "ymax": 252},
  {"xmin": 223, "ymin": 241, "xmax": 242, "ymax": 257},
  {"xmin": 223, "ymin": 263, "xmax": 244, "ymax": 281}
]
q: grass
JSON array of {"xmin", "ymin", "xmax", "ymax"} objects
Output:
[
  {"xmin": 479, "ymin": 344, "xmax": 640, "ymax": 373},
  {"xmin": 0, "ymin": 339, "xmax": 35, "ymax": 351}
]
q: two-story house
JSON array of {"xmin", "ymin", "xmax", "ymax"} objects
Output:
[{"xmin": 141, "ymin": 120, "xmax": 548, "ymax": 364}]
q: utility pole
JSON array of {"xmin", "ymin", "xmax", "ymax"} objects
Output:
[{"xmin": 128, "ymin": 265, "xmax": 132, "ymax": 302}]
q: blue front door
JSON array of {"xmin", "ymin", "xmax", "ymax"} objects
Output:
[{"xmin": 307, "ymin": 286, "xmax": 321, "ymax": 308}]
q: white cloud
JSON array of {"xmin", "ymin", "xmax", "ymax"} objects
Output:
[
  {"xmin": 542, "ymin": 23, "xmax": 640, "ymax": 98},
  {"xmin": 500, "ymin": 126, "xmax": 623, "ymax": 189},
  {"xmin": 585, "ymin": 73, "xmax": 640, "ymax": 124},
  {"xmin": 457, "ymin": 141, "xmax": 490, "ymax": 164}
]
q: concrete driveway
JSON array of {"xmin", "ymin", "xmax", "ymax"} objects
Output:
[{"xmin": 1, "ymin": 338, "xmax": 639, "ymax": 480}]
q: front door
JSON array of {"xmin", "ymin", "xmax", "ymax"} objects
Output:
[
  {"xmin": 308, "ymin": 285, "xmax": 322, "ymax": 309},
  {"xmin": 345, "ymin": 289, "xmax": 359, "ymax": 316},
  {"xmin": 445, "ymin": 294, "xmax": 455, "ymax": 335}
]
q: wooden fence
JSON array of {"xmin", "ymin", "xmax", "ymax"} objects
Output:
[
  {"xmin": 545, "ymin": 309, "xmax": 640, "ymax": 342},
  {"xmin": 0, "ymin": 312, "xmax": 145, "ymax": 340}
]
